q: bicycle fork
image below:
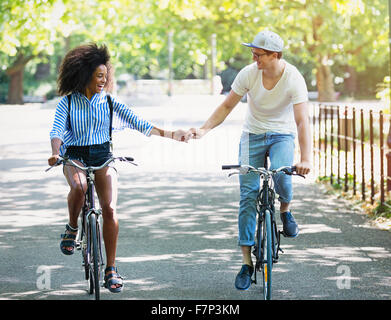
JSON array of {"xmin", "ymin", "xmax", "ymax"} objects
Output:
[
  {"xmin": 86, "ymin": 175, "xmax": 105, "ymax": 267},
  {"xmin": 76, "ymin": 181, "xmax": 105, "ymax": 268},
  {"xmin": 252, "ymin": 210, "xmax": 284, "ymax": 285}
]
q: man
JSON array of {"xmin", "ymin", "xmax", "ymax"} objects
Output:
[{"xmin": 186, "ymin": 30, "xmax": 311, "ymax": 290}]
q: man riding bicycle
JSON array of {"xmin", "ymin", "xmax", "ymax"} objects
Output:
[{"xmin": 186, "ymin": 30, "xmax": 311, "ymax": 290}]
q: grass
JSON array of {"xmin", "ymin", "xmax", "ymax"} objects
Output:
[{"xmin": 316, "ymin": 174, "xmax": 391, "ymax": 230}]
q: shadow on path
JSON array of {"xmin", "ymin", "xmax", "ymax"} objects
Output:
[{"xmin": 1, "ymin": 166, "xmax": 390, "ymax": 300}]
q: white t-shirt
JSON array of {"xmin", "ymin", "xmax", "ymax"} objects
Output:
[{"xmin": 231, "ymin": 60, "xmax": 308, "ymax": 135}]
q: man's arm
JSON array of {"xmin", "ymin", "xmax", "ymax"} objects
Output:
[
  {"xmin": 187, "ymin": 90, "xmax": 243, "ymax": 139},
  {"xmin": 293, "ymin": 102, "xmax": 312, "ymax": 175}
]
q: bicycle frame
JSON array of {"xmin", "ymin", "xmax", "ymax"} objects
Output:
[
  {"xmin": 72, "ymin": 164, "xmax": 106, "ymax": 300},
  {"xmin": 78, "ymin": 167, "xmax": 105, "ymax": 269},
  {"xmin": 256, "ymin": 173, "xmax": 282, "ymax": 263},
  {"xmin": 253, "ymin": 171, "xmax": 282, "ymax": 300}
]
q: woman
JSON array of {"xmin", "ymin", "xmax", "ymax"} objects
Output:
[{"xmin": 48, "ymin": 43, "xmax": 187, "ymax": 293}]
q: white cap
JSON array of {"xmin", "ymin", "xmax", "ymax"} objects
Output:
[{"xmin": 242, "ymin": 30, "xmax": 284, "ymax": 52}]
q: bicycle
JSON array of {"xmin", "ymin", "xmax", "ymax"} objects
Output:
[
  {"xmin": 222, "ymin": 157, "xmax": 304, "ymax": 300},
  {"xmin": 46, "ymin": 155, "xmax": 136, "ymax": 300}
]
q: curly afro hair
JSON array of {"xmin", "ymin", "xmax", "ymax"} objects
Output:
[{"xmin": 57, "ymin": 43, "xmax": 114, "ymax": 96}]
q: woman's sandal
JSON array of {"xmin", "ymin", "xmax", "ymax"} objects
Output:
[
  {"xmin": 60, "ymin": 224, "xmax": 78, "ymax": 255},
  {"xmin": 104, "ymin": 266, "xmax": 124, "ymax": 293}
]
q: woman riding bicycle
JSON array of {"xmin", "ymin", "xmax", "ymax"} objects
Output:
[{"xmin": 48, "ymin": 43, "xmax": 187, "ymax": 293}]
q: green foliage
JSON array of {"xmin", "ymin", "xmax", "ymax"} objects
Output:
[
  {"xmin": 0, "ymin": 0, "xmax": 388, "ymax": 99},
  {"xmin": 374, "ymin": 200, "xmax": 391, "ymax": 217}
]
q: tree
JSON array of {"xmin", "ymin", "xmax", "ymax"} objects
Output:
[
  {"xmin": 131, "ymin": 0, "xmax": 388, "ymax": 101},
  {"xmin": 0, "ymin": 0, "xmax": 109, "ymax": 103},
  {"xmin": 0, "ymin": 0, "xmax": 63, "ymax": 103},
  {"xmin": 0, "ymin": 0, "xmax": 387, "ymax": 103},
  {"xmin": 265, "ymin": 0, "xmax": 388, "ymax": 101}
]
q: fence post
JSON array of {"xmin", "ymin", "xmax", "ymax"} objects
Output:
[
  {"xmin": 344, "ymin": 106, "xmax": 349, "ymax": 192},
  {"xmin": 370, "ymin": 110, "xmax": 374, "ymax": 205},
  {"xmin": 352, "ymin": 108, "xmax": 357, "ymax": 196},
  {"xmin": 361, "ymin": 109, "xmax": 365, "ymax": 201},
  {"xmin": 324, "ymin": 106, "xmax": 328, "ymax": 178},
  {"xmin": 387, "ymin": 119, "xmax": 391, "ymax": 191},
  {"xmin": 330, "ymin": 106, "xmax": 334, "ymax": 184},
  {"xmin": 319, "ymin": 104, "xmax": 322, "ymax": 176},
  {"xmin": 337, "ymin": 107, "xmax": 341, "ymax": 185},
  {"xmin": 380, "ymin": 111, "xmax": 385, "ymax": 205},
  {"xmin": 313, "ymin": 103, "xmax": 317, "ymax": 175}
]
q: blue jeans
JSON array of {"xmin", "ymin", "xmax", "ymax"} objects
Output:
[{"xmin": 238, "ymin": 132, "xmax": 295, "ymax": 246}]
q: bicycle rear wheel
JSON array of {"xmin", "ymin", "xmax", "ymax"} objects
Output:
[
  {"xmin": 262, "ymin": 209, "xmax": 273, "ymax": 300},
  {"xmin": 88, "ymin": 213, "xmax": 101, "ymax": 300}
]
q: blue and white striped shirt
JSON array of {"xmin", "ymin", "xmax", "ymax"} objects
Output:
[{"xmin": 50, "ymin": 91, "xmax": 153, "ymax": 153}]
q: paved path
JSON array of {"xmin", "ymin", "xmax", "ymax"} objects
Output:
[{"xmin": 0, "ymin": 95, "xmax": 390, "ymax": 300}]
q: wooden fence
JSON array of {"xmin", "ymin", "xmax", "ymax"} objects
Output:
[{"xmin": 311, "ymin": 102, "xmax": 390, "ymax": 209}]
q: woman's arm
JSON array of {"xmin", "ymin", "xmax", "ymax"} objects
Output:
[
  {"xmin": 150, "ymin": 127, "xmax": 188, "ymax": 142},
  {"xmin": 48, "ymin": 97, "xmax": 68, "ymax": 165},
  {"xmin": 111, "ymin": 95, "xmax": 187, "ymax": 142},
  {"xmin": 48, "ymin": 138, "xmax": 63, "ymax": 165}
]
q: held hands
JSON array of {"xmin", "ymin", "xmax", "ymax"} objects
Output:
[
  {"xmin": 171, "ymin": 129, "xmax": 189, "ymax": 142},
  {"xmin": 171, "ymin": 128, "xmax": 207, "ymax": 142},
  {"xmin": 185, "ymin": 128, "xmax": 208, "ymax": 141}
]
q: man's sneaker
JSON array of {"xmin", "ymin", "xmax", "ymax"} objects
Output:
[
  {"xmin": 280, "ymin": 211, "xmax": 299, "ymax": 238},
  {"xmin": 235, "ymin": 264, "xmax": 254, "ymax": 290}
]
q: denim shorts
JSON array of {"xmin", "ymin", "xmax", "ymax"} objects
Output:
[
  {"xmin": 64, "ymin": 141, "xmax": 114, "ymax": 168},
  {"xmin": 237, "ymin": 131, "xmax": 295, "ymax": 246}
]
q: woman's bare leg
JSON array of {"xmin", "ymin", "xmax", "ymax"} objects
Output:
[
  {"xmin": 62, "ymin": 161, "xmax": 87, "ymax": 252},
  {"xmin": 95, "ymin": 167, "xmax": 120, "ymax": 289}
]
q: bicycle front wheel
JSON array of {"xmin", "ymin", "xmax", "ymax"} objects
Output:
[
  {"xmin": 89, "ymin": 214, "xmax": 101, "ymax": 300},
  {"xmin": 262, "ymin": 209, "xmax": 273, "ymax": 300}
]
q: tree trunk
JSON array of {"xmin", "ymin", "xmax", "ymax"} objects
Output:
[
  {"xmin": 316, "ymin": 56, "xmax": 336, "ymax": 102},
  {"xmin": 343, "ymin": 65, "xmax": 357, "ymax": 97},
  {"xmin": 6, "ymin": 53, "xmax": 34, "ymax": 104},
  {"xmin": 34, "ymin": 61, "xmax": 50, "ymax": 81},
  {"xmin": 7, "ymin": 68, "xmax": 24, "ymax": 104},
  {"xmin": 312, "ymin": 16, "xmax": 336, "ymax": 102}
]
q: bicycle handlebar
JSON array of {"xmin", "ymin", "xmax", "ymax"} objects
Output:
[
  {"xmin": 222, "ymin": 164, "xmax": 305, "ymax": 178},
  {"xmin": 222, "ymin": 165, "xmax": 241, "ymax": 170},
  {"xmin": 45, "ymin": 156, "xmax": 137, "ymax": 172}
]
